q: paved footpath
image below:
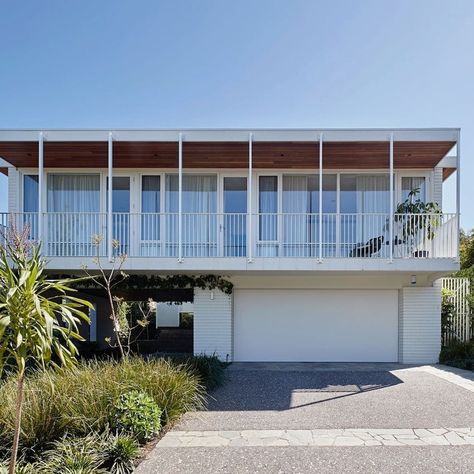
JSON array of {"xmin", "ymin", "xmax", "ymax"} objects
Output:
[{"xmin": 135, "ymin": 364, "xmax": 474, "ymax": 473}]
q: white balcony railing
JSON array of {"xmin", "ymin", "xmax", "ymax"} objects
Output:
[{"xmin": 0, "ymin": 212, "xmax": 458, "ymax": 260}]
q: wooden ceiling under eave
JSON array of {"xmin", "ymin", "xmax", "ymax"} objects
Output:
[{"xmin": 0, "ymin": 140, "xmax": 456, "ymax": 170}]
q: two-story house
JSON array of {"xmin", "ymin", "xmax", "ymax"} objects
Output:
[{"xmin": 0, "ymin": 128, "xmax": 460, "ymax": 363}]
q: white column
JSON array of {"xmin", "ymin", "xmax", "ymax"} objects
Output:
[
  {"xmin": 37, "ymin": 132, "xmax": 44, "ymax": 244},
  {"xmin": 318, "ymin": 133, "xmax": 323, "ymax": 263},
  {"xmin": 389, "ymin": 133, "xmax": 394, "ymax": 262},
  {"xmin": 107, "ymin": 132, "xmax": 113, "ymax": 261},
  {"xmin": 247, "ymin": 132, "xmax": 253, "ymax": 262},
  {"xmin": 178, "ymin": 132, "xmax": 183, "ymax": 263},
  {"xmin": 456, "ymin": 130, "xmax": 461, "ymax": 261}
]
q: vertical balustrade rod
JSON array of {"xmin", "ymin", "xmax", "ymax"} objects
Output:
[
  {"xmin": 107, "ymin": 132, "xmax": 113, "ymax": 261},
  {"xmin": 247, "ymin": 132, "xmax": 253, "ymax": 262},
  {"xmin": 456, "ymin": 129, "xmax": 461, "ymax": 261},
  {"xmin": 178, "ymin": 132, "xmax": 183, "ymax": 262},
  {"xmin": 389, "ymin": 133, "xmax": 394, "ymax": 262},
  {"xmin": 38, "ymin": 132, "xmax": 44, "ymax": 244},
  {"xmin": 318, "ymin": 133, "xmax": 323, "ymax": 262}
]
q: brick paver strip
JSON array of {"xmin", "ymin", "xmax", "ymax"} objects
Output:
[{"xmin": 157, "ymin": 428, "xmax": 474, "ymax": 448}]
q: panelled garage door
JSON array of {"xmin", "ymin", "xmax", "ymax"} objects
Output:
[{"xmin": 233, "ymin": 289, "xmax": 399, "ymax": 362}]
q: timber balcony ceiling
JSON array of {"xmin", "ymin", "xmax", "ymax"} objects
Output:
[{"xmin": 0, "ymin": 140, "xmax": 455, "ymax": 169}]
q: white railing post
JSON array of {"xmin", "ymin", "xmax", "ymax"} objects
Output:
[
  {"xmin": 389, "ymin": 133, "xmax": 394, "ymax": 262},
  {"xmin": 107, "ymin": 132, "xmax": 113, "ymax": 261},
  {"xmin": 38, "ymin": 132, "xmax": 44, "ymax": 244},
  {"xmin": 456, "ymin": 129, "xmax": 461, "ymax": 262},
  {"xmin": 318, "ymin": 133, "xmax": 323, "ymax": 263},
  {"xmin": 178, "ymin": 132, "xmax": 183, "ymax": 263},
  {"xmin": 248, "ymin": 132, "xmax": 253, "ymax": 262}
]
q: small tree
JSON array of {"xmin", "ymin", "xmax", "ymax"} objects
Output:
[
  {"xmin": 0, "ymin": 227, "xmax": 92, "ymax": 473},
  {"xmin": 82, "ymin": 235, "xmax": 151, "ymax": 360}
]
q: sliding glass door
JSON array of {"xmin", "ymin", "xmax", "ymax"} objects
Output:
[
  {"xmin": 223, "ymin": 177, "xmax": 247, "ymax": 257},
  {"xmin": 166, "ymin": 174, "xmax": 217, "ymax": 257},
  {"xmin": 282, "ymin": 174, "xmax": 337, "ymax": 257},
  {"xmin": 340, "ymin": 174, "xmax": 390, "ymax": 257},
  {"xmin": 110, "ymin": 177, "xmax": 130, "ymax": 255}
]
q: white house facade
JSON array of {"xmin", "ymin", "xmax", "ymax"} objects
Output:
[{"xmin": 0, "ymin": 128, "xmax": 460, "ymax": 363}]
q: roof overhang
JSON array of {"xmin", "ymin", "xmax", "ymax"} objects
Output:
[{"xmin": 0, "ymin": 128, "xmax": 459, "ymax": 171}]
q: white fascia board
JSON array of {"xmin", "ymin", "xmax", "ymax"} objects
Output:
[
  {"xmin": 0, "ymin": 158, "xmax": 12, "ymax": 167},
  {"xmin": 0, "ymin": 128, "xmax": 460, "ymax": 142},
  {"xmin": 437, "ymin": 155, "xmax": 457, "ymax": 168}
]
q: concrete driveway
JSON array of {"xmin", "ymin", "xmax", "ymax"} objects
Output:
[{"xmin": 136, "ymin": 363, "xmax": 474, "ymax": 473}]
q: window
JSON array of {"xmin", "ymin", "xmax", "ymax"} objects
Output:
[
  {"xmin": 141, "ymin": 176, "xmax": 161, "ymax": 244},
  {"xmin": 259, "ymin": 176, "xmax": 278, "ymax": 242},
  {"xmin": 48, "ymin": 174, "xmax": 100, "ymax": 212},
  {"xmin": 23, "ymin": 174, "xmax": 39, "ymax": 239},
  {"xmin": 23, "ymin": 175, "xmax": 38, "ymax": 212},
  {"xmin": 401, "ymin": 177, "xmax": 426, "ymax": 203},
  {"xmin": 47, "ymin": 174, "xmax": 101, "ymax": 256}
]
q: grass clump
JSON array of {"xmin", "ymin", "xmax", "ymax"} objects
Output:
[{"xmin": 160, "ymin": 353, "xmax": 227, "ymax": 391}]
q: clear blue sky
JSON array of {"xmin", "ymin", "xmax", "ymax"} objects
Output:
[{"xmin": 0, "ymin": 0, "xmax": 473, "ymax": 227}]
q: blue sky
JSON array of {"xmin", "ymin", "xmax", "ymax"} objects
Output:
[{"xmin": 0, "ymin": 0, "xmax": 473, "ymax": 227}]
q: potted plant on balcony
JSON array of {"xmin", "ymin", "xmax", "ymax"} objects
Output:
[{"xmin": 393, "ymin": 188, "xmax": 442, "ymax": 258}]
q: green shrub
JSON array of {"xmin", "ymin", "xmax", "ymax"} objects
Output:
[
  {"xmin": 161, "ymin": 353, "xmax": 227, "ymax": 391},
  {"xmin": 113, "ymin": 390, "xmax": 161, "ymax": 441},
  {"xmin": 439, "ymin": 340, "xmax": 474, "ymax": 370}
]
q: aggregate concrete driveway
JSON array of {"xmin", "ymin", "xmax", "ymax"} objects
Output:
[{"xmin": 136, "ymin": 363, "xmax": 474, "ymax": 473}]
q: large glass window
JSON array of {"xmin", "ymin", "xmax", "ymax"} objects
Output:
[
  {"xmin": 166, "ymin": 174, "xmax": 217, "ymax": 257},
  {"xmin": 340, "ymin": 174, "xmax": 390, "ymax": 257},
  {"xmin": 47, "ymin": 174, "xmax": 101, "ymax": 256}
]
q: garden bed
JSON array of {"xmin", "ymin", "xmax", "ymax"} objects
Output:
[{"xmin": 0, "ymin": 354, "xmax": 226, "ymax": 473}]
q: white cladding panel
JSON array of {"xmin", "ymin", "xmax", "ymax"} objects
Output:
[{"xmin": 234, "ymin": 289, "xmax": 398, "ymax": 362}]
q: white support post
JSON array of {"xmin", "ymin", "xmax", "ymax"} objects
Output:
[
  {"xmin": 248, "ymin": 132, "xmax": 253, "ymax": 263},
  {"xmin": 38, "ymin": 132, "xmax": 44, "ymax": 243},
  {"xmin": 107, "ymin": 132, "xmax": 113, "ymax": 261},
  {"xmin": 389, "ymin": 133, "xmax": 394, "ymax": 263},
  {"xmin": 178, "ymin": 132, "xmax": 183, "ymax": 263},
  {"xmin": 456, "ymin": 130, "xmax": 461, "ymax": 261},
  {"xmin": 318, "ymin": 133, "xmax": 323, "ymax": 263}
]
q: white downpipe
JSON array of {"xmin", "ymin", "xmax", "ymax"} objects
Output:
[
  {"xmin": 318, "ymin": 133, "xmax": 323, "ymax": 263},
  {"xmin": 389, "ymin": 133, "xmax": 394, "ymax": 263},
  {"xmin": 456, "ymin": 129, "xmax": 461, "ymax": 262},
  {"xmin": 248, "ymin": 132, "xmax": 253, "ymax": 263},
  {"xmin": 107, "ymin": 132, "xmax": 113, "ymax": 261},
  {"xmin": 178, "ymin": 132, "xmax": 183, "ymax": 263},
  {"xmin": 38, "ymin": 132, "xmax": 44, "ymax": 243}
]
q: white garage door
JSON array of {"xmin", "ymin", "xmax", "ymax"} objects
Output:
[{"xmin": 234, "ymin": 289, "xmax": 398, "ymax": 362}]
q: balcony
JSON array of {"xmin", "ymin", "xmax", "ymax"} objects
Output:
[{"xmin": 0, "ymin": 212, "xmax": 458, "ymax": 264}]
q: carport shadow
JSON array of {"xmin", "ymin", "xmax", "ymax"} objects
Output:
[{"xmin": 207, "ymin": 369, "xmax": 403, "ymax": 411}]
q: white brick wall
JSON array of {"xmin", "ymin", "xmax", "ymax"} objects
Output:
[
  {"xmin": 399, "ymin": 286, "xmax": 441, "ymax": 364},
  {"xmin": 193, "ymin": 288, "xmax": 233, "ymax": 362},
  {"xmin": 8, "ymin": 168, "xmax": 19, "ymax": 213}
]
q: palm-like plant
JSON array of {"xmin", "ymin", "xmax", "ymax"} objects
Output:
[{"xmin": 0, "ymin": 227, "xmax": 92, "ymax": 474}]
